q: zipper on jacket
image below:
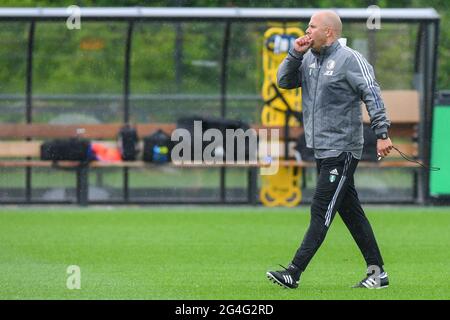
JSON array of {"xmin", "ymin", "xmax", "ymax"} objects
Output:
[{"xmin": 311, "ymin": 56, "xmax": 323, "ymax": 149}]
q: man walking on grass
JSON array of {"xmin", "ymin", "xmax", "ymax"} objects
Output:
[{"xmin": 266, "ymin": 10, "xmax": 393, "ymax": 289}]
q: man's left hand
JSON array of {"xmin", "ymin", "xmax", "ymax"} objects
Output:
[{"xmin": 377, "ymin": 138, "xmax": 393, "ymax": 158}]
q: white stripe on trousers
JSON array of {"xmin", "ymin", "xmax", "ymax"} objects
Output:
[{"xmin": 324, "ymin": 153, "xmax": 352, "ymax": 227}]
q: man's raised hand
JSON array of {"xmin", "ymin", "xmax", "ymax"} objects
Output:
[{"xmin": 294, "ymin": 35, "xmax": 312, "ymax": 53}]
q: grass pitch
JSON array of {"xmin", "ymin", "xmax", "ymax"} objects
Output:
[{"xmin": 0, "ymin": 206, "xmax": 449, "ymax": 300}]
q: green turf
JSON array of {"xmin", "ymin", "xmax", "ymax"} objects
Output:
[{"xmin": 0, "ymin": 206, "xmax": 449, "ymax": 300}]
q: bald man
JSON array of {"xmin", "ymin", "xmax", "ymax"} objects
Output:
[{"xmin": 266, "ymin": 11, "xmax": 392, "ymax": 289}]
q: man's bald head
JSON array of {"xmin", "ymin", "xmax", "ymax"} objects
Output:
[
  {"xmin": 313, "ymin": 10, "xmax": 342, "ymax": 39},
  {"xmin": 306, "ymin": 10, "xmax": 342, "ymax": 50}
]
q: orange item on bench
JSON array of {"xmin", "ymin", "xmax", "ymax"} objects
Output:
[{"xmin": 91, "ymin": 143, "xmax": 122, "ymax": 162}]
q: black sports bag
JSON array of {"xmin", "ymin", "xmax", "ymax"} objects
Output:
[{"xmin": 40, "ymin": 138, "xmax": 91, "ymax": 161}]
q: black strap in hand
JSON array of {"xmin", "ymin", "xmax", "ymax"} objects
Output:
[{"xmin": 391, "ymin": 146, "xmax": 440, "ymax": 171}]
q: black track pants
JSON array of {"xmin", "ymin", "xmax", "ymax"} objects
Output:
[{"xmin": 292, "ymin": 152, "xmax": 384, "ymax": 271}]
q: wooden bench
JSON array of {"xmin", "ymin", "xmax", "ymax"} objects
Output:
[
  {"xmin": 0, "ymin": 90, "xmax": 421, "ymax": 205},
  {"xmin": 363, "ymin": 89, "xmax": 419, "ymax": 159},
  {"xmin": 0, "ymin": 123, "xmax": 267, "ymax": 205}
]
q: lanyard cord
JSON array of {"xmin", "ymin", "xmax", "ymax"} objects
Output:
[{"xmin": 389, "ymin": 146, "xmax": 440, "ymax": 171}]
